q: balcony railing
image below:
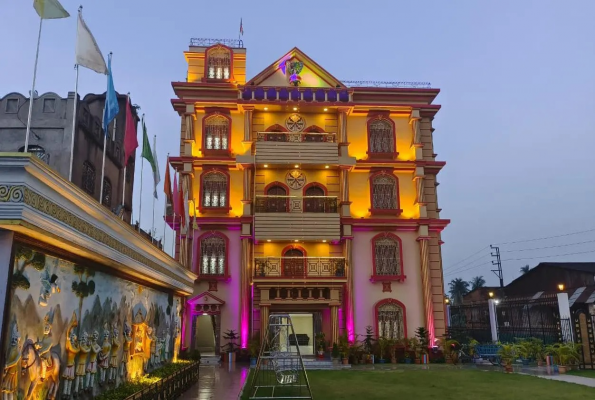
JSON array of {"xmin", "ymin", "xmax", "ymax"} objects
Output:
[
  {"xmin": 254, "ymin": 257, "xmax": 346, "ymax": 279},
  {"xmin": 254, "ymin": 195, "xmax": 338, "ymax": 213},
  {"xmin": 240, "ymin": 87, "xmax": 352, "ymax": 103},
  {"xmin": 255, "ymin": 131, "xmax": 336, "ymax": 143}
]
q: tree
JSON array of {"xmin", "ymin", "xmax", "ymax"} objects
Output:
[
  {"xmin": 11, "ymin": 246, "xmax": 46, "ymax": 290},
  {"xmin": 520, "ymin": 265, "xmax": 530, "ymax": 274},
  {"xmin": 72, "ymin": 264, "xmax": 95, "ymax": 333},
  {"xmin": 448, "ymin": 278, "xmax": 470, "ymax": 305},
  {"xmin": 470, "ymin": 276, "xmax": 486, "ymax": 290}
]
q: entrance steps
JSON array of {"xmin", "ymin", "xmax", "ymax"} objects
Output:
[
  {"xmin": 264, "ymin": 358, "xmax": 350, "ymax": 370},
  {"xmin": 200, "ymin": 354, "xmax": 221, "ymax": 365}
]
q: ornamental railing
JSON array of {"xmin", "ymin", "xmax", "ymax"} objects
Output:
[
  {"xmin": 189, "ymin": 38, "xmax": 244, "ymax": 48},
  {"xmin": 255, "ymin": 131, "xmax": 336, "ymax": 143},
  {"xmin": 254, "ymin": 257, "xmax": 346, "ymax": 279},
  {"xmin": 254, "ymin": 195, "xmax": 338, "ymax": 213},
  {"xmin": 341, "ymin": 80, "xmax": 432, "ymax": 88},
  {"xmin": 123, "ymin": 361, "xmax": 200, "ymax": 400},
  {"xmin": 240, "ymin": 86, "xmax": 352, "ymax": 102}
]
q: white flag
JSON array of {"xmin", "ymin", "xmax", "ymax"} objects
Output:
[
  {"xmin": 152, "ymin": 136, "xmax": 161, "ymax": 199},
  {"xmin": 75, "ymin": 12, "xmax": 107, "ymax": 74}
]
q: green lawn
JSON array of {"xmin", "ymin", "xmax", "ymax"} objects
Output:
[
  {"xmin": 241, "ymin": 367, "xmax": 595, "ymax": 399},
  {"xmin": 568, "ymin": 369, "xmax": 595, "ymax": 378}
]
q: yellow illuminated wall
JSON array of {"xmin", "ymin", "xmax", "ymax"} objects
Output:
[
  {"xmin": 255, "ymin": 168, "xmax": 340, "ymax": 197},
  {"xmin": 254, "ymin": 241, "xmax": 342, "ymax": 258},
  {"xmin": 191, "ymin": 168, "xmax": 244, "ymax": 217},
  {"xmin": 258, "ymin": 59, "xmax": 331, "ymax": 88},
  {"xmin": 347, "ymin": 115, "xmax": 416, "ymax": 161},
  {"xmin": 191, "ymin": 111, "xmax": 245, "ymax": 158},
  {"xmin": 253, "ymin": 111, "xmax": 338, "ymax": 134}
]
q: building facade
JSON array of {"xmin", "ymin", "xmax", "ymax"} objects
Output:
[
  {"xmin": 0, "ymin": 92, "xmax": 137, "ymax": 223},
  {"xmin": 170, "ymin": 39, "xmax": 449, "ymax": 353}
]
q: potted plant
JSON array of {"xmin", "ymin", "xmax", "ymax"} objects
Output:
[
  {"xmin": 331, "ymin": 342, "xmax": 340, "ymax": 365},
  {"xmin": 442, "ymin": 338, "xmax": 461, "ymax": 365},
  {"xmin": 386, "ymin": 338, "xmax": 397, "ymax": 363},
  {"xmin": 415, "ymin": 327, "xmax": 430, "ymax": 364},
  {"xmin": 362, "ymin": 326, "xmax": 375, "ymax": 364},
  {"xmin": 221, "ymin": 329, "xmax": 240, "ymax": 363},
  {"xmin": 547, "ymin": 343, "xmax": 580, "ymax": 374},
  {"xmin": 530, "ymin": 338, "xmax": 546, "ymax": 367},
  {"xmin": 315, "ymin": 332, "xmax": 326, "ymax": 359},
  {"xmin": 516, "ymin": 340, "xmax": 532, "ymax": 366},
  {"xmin": 338, "ymin": 333, "xmax": 350, "ymax": 365},
  {"xmin": 378, "ymin": 336, "xmax": 390, "ymax": 363},
  {"xmin": 498, "ymin": 343, "xmax": 518, "ymax": 373},
  {"xmin": 248, "ymin": 334, "xmax": 260, "ymax": 367},
  {"xmin": 467, "ymin": 339, "xmax": 479, "ymax": 362}
]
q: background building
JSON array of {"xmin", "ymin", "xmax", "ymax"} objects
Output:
[
  {"xmin": 169, "ymin": 39, "xmax": 449, "ymax": 354},
  {"xmin": 0, "ymin": 91, "xmax": 138, "ymax": 223}
]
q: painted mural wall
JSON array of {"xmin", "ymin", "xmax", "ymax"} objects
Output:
[{"xmin": 2, "ymin": 245, "xmax": 181, "ymax": 400}]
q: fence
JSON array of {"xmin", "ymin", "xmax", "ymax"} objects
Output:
[
  {"xmin": 448, "ymin": 302, "xmax": 492, "ymax": 343},
  {"xmin": 124, "ymin": 361, "xmax": 200, "ymax": 400}
]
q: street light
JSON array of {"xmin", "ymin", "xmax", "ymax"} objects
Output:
[
  {"xmin": 558, "ymin": 283, "xmax": 565, "ymax": 291},
  {"xmin": 445, "ymin": 298, "xmax": 450, "ymax": 304},
  {"xmin": 488, "ymin": 291, "xmax": 494, "ymax": 298}
]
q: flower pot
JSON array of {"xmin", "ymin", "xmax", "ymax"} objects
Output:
[
  {"xmin": 558, "ymin": 365, "xmax": 568, "ymax": 374},
  {"xmin": 537, "ymin": 360, "xmax": 544, "ymax": 367},
  {"xmin": 332, "ymin": 357, "xmax": 339, "ymax": 365},
  {"xmin": 522, "ymin": 359, "xmax": 530, "ymax": 366},
  {"xmin": 379, "ymin": 358, "xmax": 386, "ymax": 364},
  {"xmin": 342, "ymin": 358, "xmax": 349, "ymax": 365},
  {"xmin": 415, "ymin": 359, "xmax": 421, "ymax": 364},
  {"xmin": 504, "ymin": 364, "xmax": 513, "ymax": 373},
  {"xmin": 405, "ymin": 358, "xmax": 411, "ymax": 364},
  {"xmin": 391, "ymin": 357, "xmax": 397, "ymax": 364},
  {"xmin": 250, "ymin": 357, "xmax": 257, "ymax": 366}
]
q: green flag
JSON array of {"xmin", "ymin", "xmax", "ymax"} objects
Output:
[{"xmin": 141, "ymin": 118, "xmax": 156, "ymax": 171}]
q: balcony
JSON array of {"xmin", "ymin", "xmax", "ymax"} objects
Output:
[
  {"xmin": 240, "ymin": 87, "xmax": 352, "ymax": 103},
  {"xmin": 254, "ymin": 195, "xmax": 340, "ymax": 241},
  {"xmin": 254, "ymin": 131, "xmax": 339, "ymax": 166},
  {"xmin": 254, "ymin": 257, "xmax": 346, "ymax": 280}
]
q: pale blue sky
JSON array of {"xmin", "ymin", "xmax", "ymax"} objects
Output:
[{"xmin": 3, "ymin": 0, "xmax": 595, "ymax": 286}]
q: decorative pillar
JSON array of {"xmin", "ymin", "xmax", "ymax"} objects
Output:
[
  {"xmin": 240, "ymin": 238, "xmax": 251, "ymax": 348},
  {"xmin": 338, "ymin": 108, "xmax": 349, "ymax": 157},
  {"xmin": 345, "ymin": 238, "xmax": 355, "ymax": 341},
  {"xmin": 557, "ymin": 292, "xmax": 573, "ymax": 342},
  {"xmin": 488, "ymin": 299, "xmax": 498, "ymax": 343},
  {"xmin": 260, "ymin": 304, "xmax": 270, "ymax": 343},
  {"xmin": 417, "ymin": 231, "xmax": 435, "ymax": 344},
  {"xmin": 330, "ymin": 305, "xmax": 339, "ymax": 344},
  {"xmin": 243, "ymin": 109, "xmax": 254, "ymax": 143},
  {"xmin": 409, "ymin": 110, "xmax": 423, "ymax": 161}
]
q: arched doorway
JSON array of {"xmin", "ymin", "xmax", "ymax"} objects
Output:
[
  {"xmin": 266, "ymin": 183, "xmax": 288, "ymax": 212},
  {"xmin": 303, "ymin": 184, "xmax": 327, "ymax": 213},
  {"xmin": 282, "ymin": 246, "xmax": 306, "ymax": 278}
]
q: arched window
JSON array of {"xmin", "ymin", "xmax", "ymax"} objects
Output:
[
  {"xmin": 102, "ymin": 178, "xmax": 112, "ymax": 208},
  {"xmin": 303, "ymin": 183, "xmax": 330, "ymax": 213},
  {"xmin": 82, "ymin": 161, "xmax": 95, "ymax": 195},
  {"xmin": 206, "ymin": 46, "xmax": 231, "ymax": 80},
  {"xmin": 372, "ymin": 233, "xmax": 404, "ymax": 279},
  {"xmin": 370, "ymin": 172, "xmax": 400, "ymax": 214},
  {"xmin": 368, "ymin": 118, "xmax": 395, "ymax": 155},
  {"xmin": 201, "ymin": 170, "xmax": 229, "ymax": 210},
  {"xmin": 266, "ymin": 183, "xmax": 288, "ymax": 212},
  {"xmin": 375, "ymin": 299, "xmax": 406, "ymax": 339},
  {"xmin": 19, "ymin": 145, "xmax": 49, "ymax": 164},
  {"xmin": 282, "ymin": 246, "xmax": 306, "ymax": 278},
  {"xmin": 264, "ymin": 124, "xmax": 289, "ymax": 142},
  {"xmin": 203, "ymin": 114, "xmax": 230, "ymax": 151},
  {"xmin": 199, "ymin": 232, "xmax": 228, "ymax": 278}
]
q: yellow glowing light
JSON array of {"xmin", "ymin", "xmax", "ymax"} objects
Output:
[
  {"xmin": 324, "ymin": 108, "xmax": 328, "ymax": 111},
  {"xmin": 325, "ymin": 165, "xmax": 329, "ymax": 169},
  {"xmin": 445, "ymin": 298, "xmax": 450, "ymax": 304},
  {"xmin": 294, "ymin": 240, "xmax": 299, "ymax": 243},
  {"xmin": 293, "ymin": 107, "xmax": 298, "ymax": 111},
  {"xmin": 294, "ymin": 164, "xmax": 299, "ymax": 168},
  {"xmin": 558, "ymin": 283, "xmax": 565, "ymax": 291},
  {"xmin": 264, "ymin": 164, "xmax": 268, "ymax": 168},
  {"xmin": 322, "ymin": 240, "xmax": 327, "ymax": 243},
  {"xmin": 267, "ymin": 240, "xmax": 271, "ymax": 242},
  {"xmin": 264, "ymin": 107, "xmax": 268, "ymax": 111},
  {"xmin": 488, "ymin": 291, "xmax": 494, "ymax": 298}
]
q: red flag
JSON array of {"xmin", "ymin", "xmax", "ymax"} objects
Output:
[
  {"xmin": 164, "ymin": 157, "xmax": 172, "ymax": 204},
  {"xmin": 172, "ymin": 173, "xmax": 179, "ymax": 216},
  {"xmin": 179, "ymin": 177, "xmax": 186, "ymax": 228},
  {"xmin": 123, "ymin": 96, "xmax": 138, "ymax": 166}
]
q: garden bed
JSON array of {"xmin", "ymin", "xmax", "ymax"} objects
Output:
[{"xmin": 95, "ymin": 361, "xmax": 200, "ymax": 400}]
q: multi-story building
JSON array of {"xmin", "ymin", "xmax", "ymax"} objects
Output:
[
  {"xmin": 171, "ymin": 38, "xmax": 449, "ymax": 354},
  {"xmin": 0, "ymin": 91, "xmax": 137, "ymax": 223}
]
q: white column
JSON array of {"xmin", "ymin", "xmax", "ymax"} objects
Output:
[
  {"xmin": 557, "ymin": 292, "xmax": 573, "ymax": 342},
  {"xmin": 488, "ymin": 299, "xmax": 498, "ymax": 343}
]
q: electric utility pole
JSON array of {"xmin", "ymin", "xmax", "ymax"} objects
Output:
[{"xmin": 490, "ymin": 245, "xmax": 504, "ymax": 288}]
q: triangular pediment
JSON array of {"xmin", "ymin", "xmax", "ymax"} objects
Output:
[
  {"xmin": 248, "ymin": 47, "xmax": 345, "ymax": 88},
  {"xmin": 187, "ymin": 291, "xmax": 226, "ymax": 306}
]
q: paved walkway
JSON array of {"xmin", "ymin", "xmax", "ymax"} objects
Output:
[{"xmin": 180, "ymin": 364, "xmax": 249, "ymax": 400}]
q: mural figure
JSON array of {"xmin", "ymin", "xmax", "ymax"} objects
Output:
[
  {"xmin": 97, "ymin": 325, "xmax": 111, "ymax": 385},
  {"xmin": 37, "ymin": 309, "xmax": 54, "ymax": 382},
  {"xmin": 120, "ymin": 321, "xmax": 132, "ymax": 381},
  {"xmin": 148, "ymin": 327, "xmax": 157, "ymax": 368},
  {"xmin": 38, "ymin": 266, "xmax": 60, "ymax": 307},
  {"xmin": 131, "ymin": 310, "xmax": 148, "ymax": 375},
  {"xmin": 108, "ymin": 324, "xmax": 120, "ymax": 383},
  {"xmin": 173, "ymin": 301, "xmax": 181, "ymax": 361},
  {"xmin": 155, "ymin": 338, "xmax": 163, "ymax": 366},
  {"xmin": 62, "ymin": 312, "xmax": 79, "ymax": 398},
  {"xmin": 165, "ymin": 333, "xmax": 171, "ymax": 362},
  {"xmin": 85, "ymin": 331, "xmax": 101, "ymax": 392},
  {"xmin": 74, "ymin": 331, "xmax": 90, "ymax": 395},
  {"xmin": 2, "ymin": 321, "xmax": 21, "ymax": 400}
]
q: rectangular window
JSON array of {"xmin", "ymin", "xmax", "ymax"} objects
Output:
[
  {"xmin": 43, "ymin": 98, "xmax": 55, "ymax": 113},
  {"xmin": 5, "ymin": 99, "xmax": 18, "ymax": 113}
]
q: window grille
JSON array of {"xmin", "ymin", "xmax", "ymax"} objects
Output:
[
  {"xmin": 200, "ymin": 234, "xmax": 226, "ymax": 275},
  {"xmin": 369, "ymin": 119, "xmax": 394, "ymax": 153},
  {"xmin": 207, "ymin": 48, "xmax": 231, "ymax": 80},
  {"xmin": 82, "ymin": 161, "xmax": 96, "ymax": 195},
  {"xmin": 374, "ymin": 236, "xmax": 401, "ymax": 276},
  {"xmin": 377, "ymin": 303, "xmax": 405, "ymax": 339},
  {"xmin": 202, "ymin": 171, "xmax": 228, "ymax": 208},
  {"xmin": 204, "ymin": 115, "xmax": 229, "ymax": 150},
  {"xmin": 102, "ymin": 178, "xmax": 112, "ymax": 207},
  {"xmin": 372, "ymin": 173, "xmax": 398, "ymax": 210}
]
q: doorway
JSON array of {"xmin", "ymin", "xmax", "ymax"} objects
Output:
[
  {"xmin": 191, "ymin": 314, "xmax": 221, "ymax": 356},
  {"xmin": 289, "ymin": 313, "xmax": 314, "ymax": 355}
]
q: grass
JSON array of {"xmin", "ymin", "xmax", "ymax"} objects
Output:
[
  {"xmin": 568, "ymin": 369, "xmax": 595, "ymax": 378},
  {"xmin": 241, "ymin": 367, "xmax": 595, "ymax": 399}
]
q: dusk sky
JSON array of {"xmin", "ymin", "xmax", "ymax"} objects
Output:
[{"xmin": 3, "ymin": 0, "xmax": 595, "ymax": 287}]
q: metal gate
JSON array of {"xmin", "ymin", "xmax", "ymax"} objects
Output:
[
  {"xmin": 573, "ymin": 310, "xmax": 595, "ymax": 369},
  {"xmin": 448, "ymin": 302, "xmax": 492, "ymax": 343}
]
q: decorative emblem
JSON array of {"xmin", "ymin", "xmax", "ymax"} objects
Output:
[
  {"xmin": 286, "ymin": 170, "xmax": 306, "ymax": 190},
  {"xmin": 382, "ymin": 282, "xmax": 392, "ymax": 293},
  {"xmin": 208, "ymin": 281, "xmax": 218, "ymax": 292},
  {"xmin": 285, "ymin": 114, "xmax": 305, "ymax": 132},
  {"xmin": 286, "ymin": 61, "xmax": 304, "ymax": 86}
]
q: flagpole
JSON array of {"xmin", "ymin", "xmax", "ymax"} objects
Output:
[
  {"xmin": 99, "ymin": 52, "xmax": 113, "ymax": 203},
  {"xmin": 151, "ymin": 134, "xmax": 157, "ymax": 244},
  {"xmin": 138, "ymin": 114, "xmax": 145, "ymax": 232},
  {"xmin": 163, "ymin": 153, "xmax": 169, "ymax": 243},
  {"xmin": 24, "ymin": 17, "xmax": 44, "ymax": 151},
  {"xmin": 121, "ymin": 93, "xmax": 130, "ymax": 221},
  {"xmin": 68, "ymin": 6, "xmax": 83, "ymax": 181},
  {"xmin": 178, "ymin": 172, "xmax": 182, "ymax": 260},
  {"xmin": 172, "ymin": 214, "xmax": 176, "ymax": 257}
]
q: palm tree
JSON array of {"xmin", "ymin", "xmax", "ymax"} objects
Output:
[
  {"xmin": 520, "ymin": 265, "xmax": 530, "ymax": 274},
  {"xmin": 470, "ymin": 276, "xmax": 486, "ymax": 290},
  {"xmin": 448, "ymin": 278, "xmax": 470, "ymax": 305}
]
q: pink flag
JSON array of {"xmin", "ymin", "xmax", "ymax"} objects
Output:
[
  {"xmin": 123, "ymin": 96, "xmax": 138, "ymax": 166},
  {"xmin": 173, "ymin": 173, "xmax": 180, "ymax": 216}
]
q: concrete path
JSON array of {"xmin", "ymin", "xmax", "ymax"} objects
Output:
[
  {"xmin": 180, "ymin": 364, "xmax": 249, "ymax": 400},
  {"xmin": 535, "ymin": 373, "xmax": 595, "ymax": 387}
]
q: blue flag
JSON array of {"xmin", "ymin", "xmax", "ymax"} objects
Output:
[{"xmin": 102, "ymin": 55, "xmax": 119, "ymax": 135}]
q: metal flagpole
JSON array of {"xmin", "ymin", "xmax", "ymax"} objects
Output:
[
  {"xmin": 151, "ymin": 134, "xmax": 157, "ymax": 243},
  {"xmin": 138, "ymin": 114, "xmax": 145, "ymax": 232},
  {"xmin": 171, "ymin": 214, "xmax": 176, "ymax": 256},
  {"xmin": 121, "ymin": 93, "xmax": 130, "ymax": 221},
  {"xmin": 24, "ymin": 17, "xmax": 44, "ymax": 151},
  {"xmin": 68, "ymin": 6, "xmax": 83, "ymax": 181},
  {"xmin": 178, "ymin": 172, "xmax": 183, "ymax": 260},
  {"xmin": 162, "ymin": 152, "xmax": 169, "ymax": 243},
  {"xmin": 68, "ymin": 64, "xmax": 79, "ymax": 181},
  {"xmin": 99, "ymin": 52, "xmax": 114, "ymax": 203}
]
